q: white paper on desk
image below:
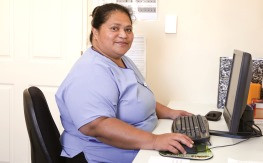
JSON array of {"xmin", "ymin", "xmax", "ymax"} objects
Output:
[
  {"xmin": 148, "ymin": 156, "xmax": 190, "ymax": 163},
  {"xmin": 228, "ymin": 158, "xmax": 263, "ymax": 163}
]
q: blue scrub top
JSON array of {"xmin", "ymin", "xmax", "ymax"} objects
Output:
[{"xmin": 55, "ymin": 47, "xmax": 158, "ymax": 163}]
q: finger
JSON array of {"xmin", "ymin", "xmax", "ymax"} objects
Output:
[
  {"xmin": 182, "ymin": 111, "xmax": 193, "ymax": 116},
  {"xmin": 167, "ymin": 145, "xmax": 180, "ymax": 154},
  {"xmin": 172, "ymin": 133, "xmax": 192, "ymax": 142},
  {"xmin": 180, "ymin": 139, "xmax": 194, "ymax": 148},
  {"xmin": 182, "ymin": 135, "xmax": 194, "ymax": 144},
  {"xmin": 168, "ymin": 141, "xmax": 186, "ymax": 154},
  {"xmin": 172, "ymin": 134, "xmax": 194, "ymax": 147},
  {"xmin": 180, "ymin": 133, "xmax": 193, "ymax": 142}
]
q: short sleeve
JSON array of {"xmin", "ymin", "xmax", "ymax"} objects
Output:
[{"xmin": 64, "ymin": 64, "xmax": 119, "ymax": 129}]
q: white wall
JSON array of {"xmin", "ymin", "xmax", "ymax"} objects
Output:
[
  {"xmin": 88, "ymin": 0, "xmax": 263, "ymax": 106},
  {"xmin": 135, "ymin": 0, "xmax": 263, "ymax": 106}
]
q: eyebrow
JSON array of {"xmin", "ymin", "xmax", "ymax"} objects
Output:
[{"xmin": 110, "ymin": 23, "xmax": 132, "ymax": 28}]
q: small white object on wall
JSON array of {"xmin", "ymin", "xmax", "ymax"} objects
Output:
[{"xmin": 165, "ymin": 15, "xmax": 177, "ymax": 34}]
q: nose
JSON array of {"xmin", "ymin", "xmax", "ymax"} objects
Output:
[{"xmin": 118, "ymin": 29, "xmax": 128, "ymax": 38}]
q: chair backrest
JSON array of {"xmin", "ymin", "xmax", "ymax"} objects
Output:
[
  {"xmin": 23, "ymin": 86, "xmax": 65, "ymax": 163},
  {"xmin": 24, "ymin": 86, "xmax": 88, "ymax": 163}
]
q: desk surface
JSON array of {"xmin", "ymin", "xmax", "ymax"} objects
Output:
[{"xmin": 133, "ymin": 101, "xmax": 263, "ymax": 163}]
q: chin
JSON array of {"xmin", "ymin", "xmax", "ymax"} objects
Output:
[
  {"xmin": 116, "ymin": 52, "xmax": 127, "ymax": 57},
  {"xmin": 115, "ymin": 48, "xmax": 130, "ymax": 55}
]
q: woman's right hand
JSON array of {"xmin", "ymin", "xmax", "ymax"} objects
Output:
[{"xmin": 152, "ymin": 133, "xmax": 194, "ymax": 154}]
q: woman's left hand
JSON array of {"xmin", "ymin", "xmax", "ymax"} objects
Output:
[
  {"xmin": 156, "ymin": 102, "xmax": 193, "ymax": 120},
  {"xmin": 169, "ymin": 110, "xmax": 193, "ymax": 120}
]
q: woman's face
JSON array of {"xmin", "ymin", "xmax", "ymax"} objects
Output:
[{"xmin": 92, "ymin": 11, "xmax": 134, "ymax": 60}]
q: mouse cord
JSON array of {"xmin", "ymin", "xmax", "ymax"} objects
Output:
[
  {"xmin": 207, "ymin": 138, "xmax": 250, "ymax": 150},
  {"xmin": 197, "ymin": 138, "xmax": 251, "ymax": 153}
]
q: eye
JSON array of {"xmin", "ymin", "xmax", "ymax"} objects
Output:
[
  {"xmin": 110, "ymin": 26, "xmax": 119, "ymax": 31},
  {"xmin": 125, "ymin": 28, "xmax": 133, "ymax": 33}
]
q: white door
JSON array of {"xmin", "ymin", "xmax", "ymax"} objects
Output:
[{"xmin": 0, "ymin": 0, "xmax": 87, "ymax": 162}]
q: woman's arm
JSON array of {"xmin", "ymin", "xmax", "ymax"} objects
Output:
[
  {"xmin": 156, "ymin": 102, "xmax": 192, "ymax": 120},
  {"xmin": 79, "ymin": 116, "xmax": 193, "ymax": 154}
]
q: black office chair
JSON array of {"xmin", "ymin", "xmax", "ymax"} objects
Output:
[{"xmin": 23, "ymin": 86, "xmax": 87, "ymax": 163}]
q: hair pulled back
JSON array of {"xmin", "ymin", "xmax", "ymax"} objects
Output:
[{"xmin": 89, "ymin": 3, "xmax": 133, "ymax": 43}]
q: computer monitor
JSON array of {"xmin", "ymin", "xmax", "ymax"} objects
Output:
[
  {"xmin": 210, "ymin": 50, "xmax": 262, "ymax": 138},
  {"xmin": 223, "ymin": 49, "xmax": 253, "ymax": 134}
]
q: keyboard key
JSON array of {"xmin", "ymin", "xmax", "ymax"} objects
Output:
[
  {"xmin": 175, "ymin": 117, "xmax": 181, "ymax": 131},
  {"xmin": 197, "ymin": 115, "xmax": 206, "ymax": 133},
  {"xmin": 181, "ymin": 117, "xmax": 186, "ymax": 131}
]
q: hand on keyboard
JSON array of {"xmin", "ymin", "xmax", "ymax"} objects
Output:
[{"xmin": 169, "ymin": 110, "xmax": 193, "ymax": 120}]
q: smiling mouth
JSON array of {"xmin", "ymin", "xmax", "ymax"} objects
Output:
[{"xmin": 115, "ymin": 42, "xmax": 129, "ymax": 46}]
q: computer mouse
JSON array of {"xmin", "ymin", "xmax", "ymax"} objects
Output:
[
  {"xmin": 205, "ymin": 111, "xmax": 222, "ymax": 121},
  {"xmin": 181, "ymin": 144, "xmax": 198, "ymax": 154}
]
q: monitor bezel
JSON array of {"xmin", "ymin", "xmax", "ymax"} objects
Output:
[{"xmin": 223, "ymin": 50, "xmax": 252, "ymax": 134}]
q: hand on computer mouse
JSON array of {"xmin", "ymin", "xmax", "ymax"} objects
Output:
[
  {"xmin": 180, "ymin": 143, "xmax": 198, "ymax": 154},
  {"xmin": 152, "ymin": 133, "xmax": 194, "ymax": 154}
]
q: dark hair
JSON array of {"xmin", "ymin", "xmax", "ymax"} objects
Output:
[{"xmin": 89, "ymin": 3, "xmax": 133, "ymax": 43}]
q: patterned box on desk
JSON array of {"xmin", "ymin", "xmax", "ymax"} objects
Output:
[{"xmin": 217, "ymin": 57, "xmax": 263, "ymax": 108}]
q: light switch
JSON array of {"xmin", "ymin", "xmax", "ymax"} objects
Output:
[{"xmin": 165, "ymin": 15, "xmax": 177, "ymax": 34}]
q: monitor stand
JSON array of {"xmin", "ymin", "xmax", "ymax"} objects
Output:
[
  {"xmin": 209, "ymin": 130, "xmax": 254, "ymax": 139},
  {"xmin": 209, "ymin": 105, "xmax": 261, "ymax": 139}
]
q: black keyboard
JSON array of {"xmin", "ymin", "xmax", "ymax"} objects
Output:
[{"xmin": 172, "ymin": 115, "xmax": 210, "ymax": 143}]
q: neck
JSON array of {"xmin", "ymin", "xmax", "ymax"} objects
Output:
[{"xmin": 91, "ymin": 46, "xmax": 126, "ymax": 68}]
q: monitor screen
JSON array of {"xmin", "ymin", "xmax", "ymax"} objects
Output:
[{"xmin": 223, "ymin": 49, "xmax": 252, "ymax": 134}]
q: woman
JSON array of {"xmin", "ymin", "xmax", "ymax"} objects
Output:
[{"xmin": 56, "ymin": 3, "xmax": 194, "ymax": 163}]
